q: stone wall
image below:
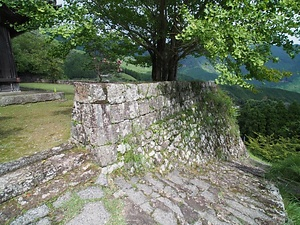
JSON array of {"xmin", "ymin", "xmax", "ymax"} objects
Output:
[
  {"xmin": 71, "ymin": 81, "xmax": 247, "ymax": 174},
  {"xmin": 0, "ymin": 143, "xmax": 90, "ymax": 204},
  {"xmin": 0, "ymin": 92, "xmax": 64, "ymax": 106}
]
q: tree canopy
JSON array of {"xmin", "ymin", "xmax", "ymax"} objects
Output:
[
  {"xmin": 12, "ymin": 31, "xmax": 64, "ymax": 81},
  {"xmin": 2, "ymin": 0, "xmax": 300, "ymax": 85},
  {"xmin": 179, "ymin": 0, "xmax": 300, "ymax": 87},
  {"xmin": 0, "ymin": 0, "xmax": 58, "ymax": 33},
  {"xmin": 238, "ymin": 100, "xmax": 300, "ymax": 139}
]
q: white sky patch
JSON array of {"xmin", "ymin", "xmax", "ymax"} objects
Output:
[
  {"xmin": 56, "ymin": 0, "xmax": 64, "ymax": 6},
  {"xmin": 289, "ymin": 35, "xmax": 300, "ymax": 45}
]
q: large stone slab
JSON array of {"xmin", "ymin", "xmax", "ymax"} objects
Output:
[{"xmin": 0, "ymin": 91, "xmax": 64, "ymax": 106}]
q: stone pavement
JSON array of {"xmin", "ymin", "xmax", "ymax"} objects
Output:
[{"xmin": 3, "ymin": 160, "xmax": 286, "ymax": 225}]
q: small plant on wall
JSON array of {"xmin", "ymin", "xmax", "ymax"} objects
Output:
[{"xmin": 92, "ymin": 57, "xmax": 122, "ymax": 82}]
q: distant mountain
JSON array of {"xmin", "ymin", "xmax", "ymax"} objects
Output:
[
  {"xmin": 122, "ymin": 60, "xmax": 300, "ymax": 104},
  {"xmin": 221, "ymin": 85, "xmax": 300, "ymax": 104},
  {"xmin": 178, "ymin": 46, "xmax": 300, "ymax": 93},
  {"xmin": 178, "ymin": 56, "xmax": 218, "ymax": 81}
]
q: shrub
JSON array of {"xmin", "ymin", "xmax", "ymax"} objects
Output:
[
  {"xmin": 266, "ymin": 155, "xmax": 300, "ymax": 224},
  {"xmin": 246, "ymin": 134, "xmax": 300, "ymax": 163},
  {"xmin": 267, "ymin": 155, "xmax": 300, "ymax": 183}
]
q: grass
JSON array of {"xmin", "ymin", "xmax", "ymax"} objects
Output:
[
  {"xmin": 262, "ymin": 155, "xmax": 300, "ymax": 225},
  {"xmin": 122, "ymin": 63, "xmax": 151, "ymax": 74},
  {"xmin": 102, "ymin": 187, "xmax": 127, "ymax": 225},
  {"xmin": 248, "ymin": 150, "xmax": 300, "ymax": 224},
  {"xmin": 0, "ymin": 83, "xmax": 74, "ymax": 163},
  {"xmin": 267, "ymin": 156, "xmax": 300, "ymax": 183},
  {"xmin": 50, "ymin": 186, "xmax": 126, "ymax": 225},
  {"xmin": 20, "ymin": 83, "xmax": 75, "ymax": 100},
  {"xmin": 58, "ymin": 192, "xmax": 86, "ymax": 224},
  {"xmin": 110, "ymin": 73, "xmax": 138, "ymax": 82},
  {"xmin": 284, "ymin": 199, "xmax": 300, "ymax": 225}
]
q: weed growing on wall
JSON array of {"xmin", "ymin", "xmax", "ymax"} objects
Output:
[
  {"xmin": 116, "ymin": 133, "xmax": 146, "ymax": 176},
  {"xmin": 199, "ymin": 89, "xmax": 239, "ymax": 135},
  {"xmin": 113, "ymin": 87, "xmax": 242, "ymax": 175}
]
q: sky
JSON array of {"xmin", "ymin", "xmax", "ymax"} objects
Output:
[
  {"xmin": 55, "ymin": 0, "xmax": 300, "ymax": 44},
  {"xmin": 289, "ymin": 36, "xmax": 300, "ymax": 44},
  {"xmin": 56, "ymin": 0, "xmax": 64, "ymax": 5}
]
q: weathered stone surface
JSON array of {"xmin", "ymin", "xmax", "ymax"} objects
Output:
[
  {"xmin": 0, "ymin": 92, "xmax": 65, "ymax": 106},
  {"xmin": 0, "ymin": 143, "xmax": 74, "ymax": 176},
  {"xmin": 152, "ymin": 208, "xmax": 177, "ymax": 225},
  {"xmin": 74, "ymin": 82, "xmax": 106, "ymax": 104},
  {"xmin": 1, "ymin": 158, "xmax": 286, "ymax": 225},
  {"xmin": 113, "ymin": 161, "xmax": 286, "ymax": 225},
  {"xmin": 71, "ymin": 81, "xmax": 247, "ymax": 171},
  {"xmin": 124, "ymin": 83, "xmax": 140, "ymax": 102},
  {"xmin": 91, "ymin": 145, "xmax": 117, "ymax": 167},
  {"xmin": 53, "ymin": 192, "xmax": 72, "ymax": 208},
  {"xmin": 66, "ymin": 202, "xmax": 110, "ymax": 225},
  {"xmin": 10, "ymin": 204, "xmax": 49, "ymax": 225},
  {"xmin": 106, "ymin": 83, "xmax": 126, "ymax": 104},
  {"xmin": 95, "ymin": 173, "xmax": 108, "ymax": 186},
  {"xmin": 36, "ymin": 217, "xmax": 51, "ymax": 225},
  {"xmin": 0, "ymin": 148, "xmax": 89, "ymax": 204},
  {"xmin": 77, "ymin": 186, "xmax": 104, "ymax": 200}
]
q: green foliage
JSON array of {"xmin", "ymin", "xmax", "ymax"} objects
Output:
[
  {"xmin": 222, "ymin": 85, "xmax": 300, "ymax": 105},
  {"xmin": 277, "ymin": 75, "xmax": 300, "ymax": 94},
  {"xmin": 93, "ymin": 58, "xmax": 123, "ymax": 81},
  {"xmin": 109, "ymin": 73, "xmax": 137, "ymax": 82},
  {"xmin": 4, "ymin": 0, "xmax": 300, "ymax": 84},
  {"xmin": 246, "ymin": 135, "xmax": 300, "ymax": 163},
  {"xmin": 238, "ymin": 100, "xmax": 300, "ymax": 139},
  {"xmin": 285, "ymin": 200, "xmax": 300, "ymax": 225},
  {"xmin": 202, "ymin": 89, "xmax": 239, "ymax": 126},
  {"xmin": 123, "ymin": 148, "xmax": 142, "ymax": 165},
  {"xmin": 121, "ymin": 63, "xmax": 152, "ymax": 81},
  {"xmin": 178, "ymin": 46, "xmax": 300, "ymax": 92},
  {"xmin": 122, "ymin": 68, "xmax": 143, "ymax": 81},
  {"xmin": 266, "ymin": 155, "xmax": 300, "ymax": 224},
  {"xmin": 64, "ymin": 49, "xmax": 96, "ymax": 79},
  {"xmin": 0, "ymin": 0, "xmax": 60, "ymax": 31},
  {"xmin": 179, "ymin": 0, "xmax": 300, "ymax": 87},
  {"xmin": 267, "ymin": 156, "xmax": 300, "ymax": 183},
  {"xmin": 12, "ymin": 31, "xmax": 64, "ymax": 81}
]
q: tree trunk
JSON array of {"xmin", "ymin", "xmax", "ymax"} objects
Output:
[
  {"xmin": 150, "ymin": 0, "xmax": 179, "ymax": 81},
  {"xmin": 0, "ymin": 26, "xmax": 19, "ymax": 91},
  {"xmin": 151, "ymin": 50, "xmax": 179, "ymax": 81}
]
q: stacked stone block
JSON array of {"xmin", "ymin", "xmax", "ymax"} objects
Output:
[{"xmin": 71, "ymin": 81, "xmax": 246, "ymax": 173}]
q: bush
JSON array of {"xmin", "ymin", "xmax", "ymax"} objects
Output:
[
  {"xmin": 246, "ymin": 134, "xmax": 300, "ymax": 163},
  {"xmin": 266, "ymin": 155, "xmax": 300, "ymax": 225},
  {"xmin": 64, "ymin": 50, "xmax": 97, "ymax": 79},
  {"xmin": 12, "ymin": 31, "xmax": 64, "ymax": 81},
  {"xmin": 267, "ymin": 155, "xmax": 300, "ymax": 183},
  {"xmin": 238, "ymin": 100, "xmax": 300, "ymax": 140},
  {"xmin": 284, "ymin": 199, "xmax": 300, "ymax": 225}
]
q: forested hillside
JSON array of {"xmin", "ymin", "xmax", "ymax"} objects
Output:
[
  {"xmin": 221, "ymin": 85, "xmax": 300, "ymax": 104},
  {"xmin": 178, "ymin": 46, "xmax": 300, "ymax": 93}
]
